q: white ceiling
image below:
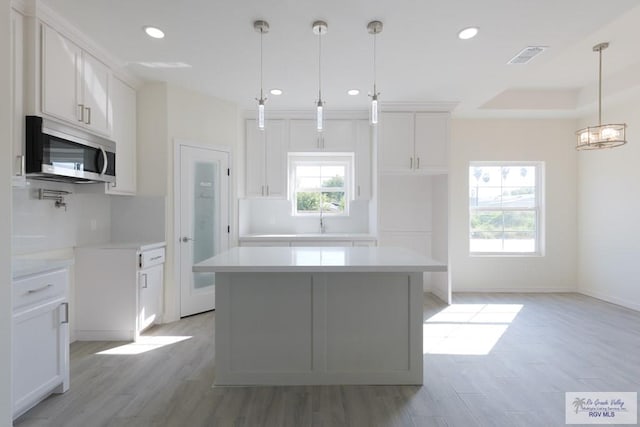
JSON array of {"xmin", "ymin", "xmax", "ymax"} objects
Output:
[{"xmin": 40, "ymin": 0, "xmax": 640, "ymax": 117}]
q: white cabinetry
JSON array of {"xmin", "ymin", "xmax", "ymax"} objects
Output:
[
  {"xmin": 12, "ymin": 268, "xmax": 69, "ymax": 420},
  {"xmin": 379, "ymin": 112, "xmax": 448, "ymax": 173},
  {"xmin": 11, "ymin": 8, "xmax": 25, "ymax": 183},
  {"xmin": 246, "ymin": 119, "xmax": 286, "ymax": 198},
  {"xmin": 290, "ymin": 119, "xmax": 355, "ymax": 151},
  {"xmin": 75, "ymin": 245, "xmax": 165, "ymax": 341},
  {"xmin": 41, "ymin": 24, "xmax": 111, "ymax": 136},
  {"xmin": 106, "ymin": 77, "xmax": 137, "ymax": 195},
  {"xmin": 355, "ymin": 119, "xmax": 371, "ymax": 200}
]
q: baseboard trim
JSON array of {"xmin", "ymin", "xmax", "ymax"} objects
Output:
[
  {"xmin": 578, "ymin": 289, "xmax": 640, "ymax": 312},
  {"xmin": 453, "ymin": 287, "xmax": 576, "ymax": 293}
]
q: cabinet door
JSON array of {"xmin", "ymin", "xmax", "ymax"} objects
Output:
[
  {"xmin": 290, "ymin": 241, "xmax": 353, "ymax": 247},
  {"xmin": 289, "ymin": 119, "xmax": 321, "ymax": 151},
  {"xmin": 41, "ymin": 24, "xmax": 82, "ymax": 125},
  {"xmin": 379, "ymin": 112, "xmax": 415, "ymax": 172},
  {"xmin": 322, "ymin": 120, "xmax": 356, "ymax": 151},
  {"xmin": 106, "ymin": 77, "xmax": 137, "ymax": 195},
  {"xmin": 245, "ymin": 119, "xmax": 267, "ymax": 197},
  {"xmin": 13, "ymin": 300, "xmax": 67, "ymax": 417},
  {"xmin": 11, "ymin": 9, "xmax": 25, "ymax": 177},
  {"xmin": 414, "ymin": 112, "xmax": 449, "ymax": 172},
  {"xmin": 264, "ymin": 119, "xmax": 286, "ymax": 198},
  {"xmin": 354, "ymin": 120, "xmax": 371, "ymax": 200},
  {"xmin": 81, "ymin": 51, "xmax": 111, "ymax": 135},
  {"xmin": 139, "ymin": 264, "xmax": 163, "ymax": 334}
]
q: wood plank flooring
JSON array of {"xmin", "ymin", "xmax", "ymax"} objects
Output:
[{"xmin": 14, "ymin": 293, "xmax": 640, "ymax": 426}]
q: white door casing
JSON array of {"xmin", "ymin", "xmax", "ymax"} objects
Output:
[{"xmin": 177, "ymin": 142, "xmax": 229, "ymax": 317}]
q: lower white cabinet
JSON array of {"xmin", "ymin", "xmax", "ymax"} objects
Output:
[
  {"xmin": 12, "ymin": 268, "xmax": 69, "ymax": 420},
  {"xmin": 75, "ymin": 244, "xmax": 165, "ymax": 341}
]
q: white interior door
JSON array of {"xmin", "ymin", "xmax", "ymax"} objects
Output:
[{"xmin": 179, "ymin": 144, "xmax": 229, "ymax": 317}]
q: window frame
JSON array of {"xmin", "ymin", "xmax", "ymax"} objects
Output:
[
  {"xmin": 468, "ymin": 161, "xmax": 544, "ymax": 256},
  {"xmin": 288, "ymin": 153, "xmax": 354, "ymax": 217}
]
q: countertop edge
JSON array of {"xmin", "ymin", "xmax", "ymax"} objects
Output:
[
  {"xmin": 239, "ymin": 234, "xmax": 378, "ymax": 242},
  {"xmin": 193, "ymin": 265, "xmax": 447, "ymax": 273}
]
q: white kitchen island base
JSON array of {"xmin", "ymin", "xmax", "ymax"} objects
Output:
[{"xmin": 194, "ymin": 247, "xmax": 446, "ymax": 386}]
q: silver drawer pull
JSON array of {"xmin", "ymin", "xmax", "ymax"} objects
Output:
[
  {"xmin": 27, "ymin": 284, "xmax": 53, "ymax": 294},
  {"xmin": 61, "ymin": 302, "xmax": 69, "ymax": 324},
  {"xmin": 150, "ymin": 256, "xmax": 162, "ymax": 261}
]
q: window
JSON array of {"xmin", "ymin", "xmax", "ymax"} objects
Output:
[
  {"xmin": 469, "ymin": 162, "xmax": 543, "ymax": 255},
  {"xmin": 289, "ymin": 155, "xmax": 352, "ymax": 216}
]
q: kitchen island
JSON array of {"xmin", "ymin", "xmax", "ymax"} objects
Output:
[{"xmin": 193, "ymin": 246, "xmax": 446, "ymax": 385}]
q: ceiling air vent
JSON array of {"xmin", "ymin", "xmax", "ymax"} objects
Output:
[{"xmin": 508, "ymin": 46, "xmax": 548, "ymax": 64}]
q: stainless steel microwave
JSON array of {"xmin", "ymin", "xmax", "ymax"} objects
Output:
[{"xmin": 25, "ymin": 115, "xmax": 116, "ymax": 183}]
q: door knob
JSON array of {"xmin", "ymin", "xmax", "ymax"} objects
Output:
[{"xmin": 181, "ymin": 237, "xmax": 194, "ymax": 243}]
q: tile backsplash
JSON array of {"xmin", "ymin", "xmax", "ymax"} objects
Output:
[{"xmin": 12, "ymin": 181, "xmax": 111, "ymax": 255}]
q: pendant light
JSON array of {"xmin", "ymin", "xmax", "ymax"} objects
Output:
[
  {"xmin": 254, "ymin": 20, "xmax": 269, "ymax": 131},
  {"xmin": 576, "ymin": 42, "xmax": 627, "ymax": 150},
  {"xmin": 367, "ymin": 21, "xmax": 383, "ymax": 125},
  {"xmin": 313, "ymin": 21, "xmax": 327, "ymax": 132}
]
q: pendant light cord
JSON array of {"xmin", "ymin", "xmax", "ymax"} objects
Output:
[
  {"xmin": 260, "ymin": 28, "xmax": 264, "ymax": 100},
  {"xmin": 373, "ymin": 29, "xmax": 377, "ymax": 94},
  {"xmin": 598, "ymin": 46, "xmax": 602, "ymax": 126},
  {"xmin": 318, "ymin": 27, "xmax": 322, "ymax": 101}
]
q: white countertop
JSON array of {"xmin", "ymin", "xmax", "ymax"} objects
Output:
[
  {"xmin": 12, "ymin": 258, "xmax": 74, "ymax": 280},
  {"xmin": 193, "ymin": 246, "xmax": 447, "ymax": 273},
  {"xmin": 239, "ymin": 233, "xmax": 377, "ymax": 241},
  {"xmin": 76, "ymin": 241, "xmax": 166, "ymax": 252}
]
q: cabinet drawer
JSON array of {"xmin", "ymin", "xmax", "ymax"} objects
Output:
[
  {"xmin": 13, "ymin": 269, "xmax": 68, "ymax": 310},
  {"xmin": 140, "ymin": 248, "xmax": 165, "ymax": 269}
]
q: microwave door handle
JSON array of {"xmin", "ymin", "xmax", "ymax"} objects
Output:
[{"xmin": 99, "ymin": 147, "xmax": 108, "ymax": 175}]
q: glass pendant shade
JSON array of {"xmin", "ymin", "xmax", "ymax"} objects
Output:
[
  {"xmin": 576, "ymin": 42, "xmax": 627, "ymax": 150},
  {"xmin": 370, "ymin": 95, "xmax": 379, "ymax": 125},
  {"xmin": 316, "ymin": 101, "xmax": 324, "ymax": 131},
  {"xmin": 257, "ymin": 99, "xmax": 265, "ymax": 130}
]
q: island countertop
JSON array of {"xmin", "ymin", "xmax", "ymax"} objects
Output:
[{"xmin": 193, "ymin": 246, "xmax": 447, "ymax": 273}]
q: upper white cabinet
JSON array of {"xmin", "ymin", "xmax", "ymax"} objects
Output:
[
  {"xmin": 246, "ymin": 119, "xmax": 286, "ymax": 198},
  {"xmin": 354, "ymin": 119, "xmax": 371, "ymax": 200},
  {"xmin": 41, "ymin": 24, "xmax": 111, "ymax": 136},
  {"xmin": 106, "ymin": 77, "xmax": 137, "ymax": 195},
  {"xmin": 379, "ymin": 112, "xmax": 449, "ymax": 174},
  {"xmin": 290, "ymin": 119, "xmax": 356, "ymax": 152}
]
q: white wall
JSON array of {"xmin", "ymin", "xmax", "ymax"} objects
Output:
[
  {"xmin": 577, "ymin": 93, "xmax": 640, "ymax": 311},
  {"xmin": 137, "ymin": 83, "xmax": 240, "ymax": 322},
  {"xmin": 110, "ymin": 196, "xmax": 165, "ymax": 243},
  {"xmin": 1, "ymin": 0, "xmax": 12, "ymax": 420},
  {"xmin": 450, "ymin": 119, "xmax": 578, "ymax": 291}
]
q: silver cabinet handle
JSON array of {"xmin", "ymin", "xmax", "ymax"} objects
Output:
[
  {"xmin": 85, "ymin": 106, "xmax": 91, "ymax": 125},
  {"xmin": 357, "ymin": 185, "xmax": 361, "ymax": 197},
  {"xmin": 27, "ymin": 284, "xmax": 52, "ymax": 294},
  {"xmin": 321, "ymin": 136, "xmax": 325, "ymax": 149},
  {"xmin": 317, "ymin": 136, "xmax": 321, "ymax": 149},
  {"xmin": 77, "ymin": 104, "xmax": 84, "ymax": 122},
  {"xmin": 410, "ymin": 157, "xmax": 413, "ymax": 169},
  {"xmin": 266, "ymin": 185, "xmax": 270, "ymax": 196},
  {"xmin": 141, "ymin": 273, "xmax": 148, "ymax": 289},
  {"xmin": 261, "ymin": 185, "xmax": 265, "ymax": 196},
  {"xmin": 181, "ymin": 237, "xmax": 194, "ymax": 243},
  {"xmin": 15, "ymin": 155, "xmax": 25, "ymax": 177},
  {"xmin": 150, "ymin": 255, "xmax": 162, "ymax": 261},
  {"xmin": 417, "ymin": 157, "xmax": 420, "ymax": 169},
  {"xmin": 61, "ymin": 302, "xmax": 69, "ymax": 324}
]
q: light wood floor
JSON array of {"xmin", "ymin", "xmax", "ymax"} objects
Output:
[{"xmin": 15, "ymin": 293, "xmax": 640, "ymax": 427}]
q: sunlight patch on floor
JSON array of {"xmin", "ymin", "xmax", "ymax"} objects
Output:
[
  {"xmin": 423, "ymin": 304, "xmax": 523, "ymax": 355},
  {"xmin": 96, "ymin": 336, "xmax": 192, "ymax": 355}
]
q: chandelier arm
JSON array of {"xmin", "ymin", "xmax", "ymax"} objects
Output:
[{"xmin": 598, "ymin": 45, "xmax": 602, "ymax": 126}]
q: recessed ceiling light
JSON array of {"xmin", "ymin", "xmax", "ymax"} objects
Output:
[
  {"xmin": 144, "ymin": 26, "xmax": 165, "ymax": 39},
  {"xmin": 458, "ymin": 27, "xmax": 478, "ymax": 40},
  {"xmin": 270, "ymin": 89, "xmax": 283, "ymax": 95},
  {"xmin": 347, "ymin": 89, "xmax": 360, "ymax": 96}
]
